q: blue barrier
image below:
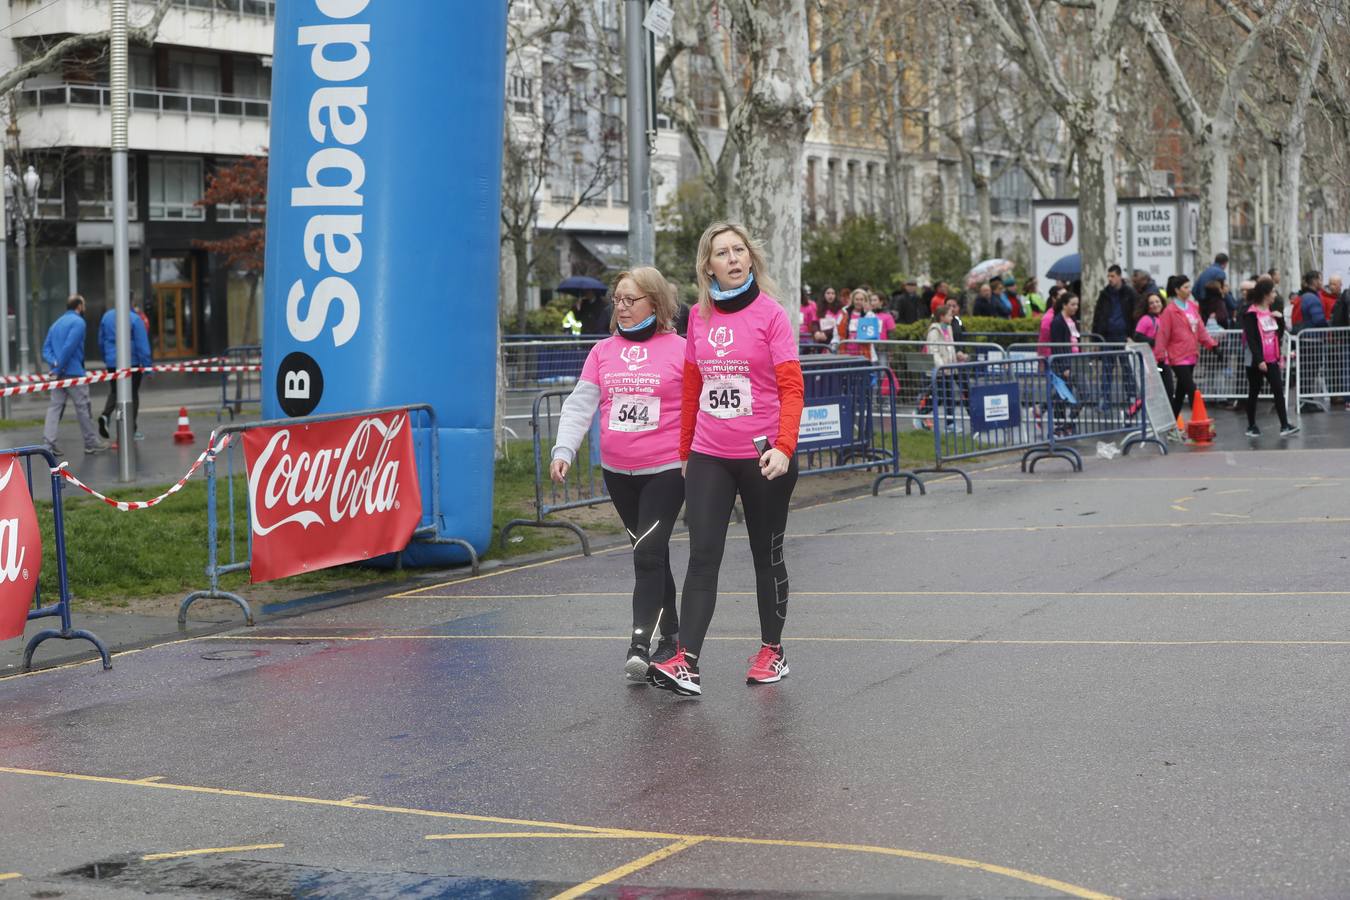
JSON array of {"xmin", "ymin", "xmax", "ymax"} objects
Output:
[
  {"xmin": 2, "ymin": 446, "xmax": 112, "ymax": 671},
  {"xmin": 179, "ymin": 404, "xmax": 476, "ymax": 626},
  {"xmin": 916, "ymin": 350, "xmax": 1165, "ymax": 490},
  {"xmin": 799, "ymin": 364, "xmax": 924, "ymax": 495},
  {"xmin": 218, "ymin": 344, "xmax": 262, "ymax": 417}
]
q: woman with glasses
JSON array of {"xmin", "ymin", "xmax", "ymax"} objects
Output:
[
  {"xmin": 648, "ymin": 222, "xmax": 804, "ymax": 697},
  {"xmin": 550, "ymin": 267, "xmax": 686, "ymax": 681}
]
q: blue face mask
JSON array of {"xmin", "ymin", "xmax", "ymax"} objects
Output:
[
  {"xmin": 709, "ymin": 271, "xmax": 756, "ymax": 302},
  {"xmin": 617, "ymin": 313, "xmax": 656, "ymax": 334},
  {"xmin": 1173, "ymin": 296, "xmax": 1188, "ymax": 307}
]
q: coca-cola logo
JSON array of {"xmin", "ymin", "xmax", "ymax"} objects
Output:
[
  {"xmin": 0, "ymin": 457, "xmax": 41, "ymax": 641},
  {"xmin": 248, "ymin": 415, "xmax": 408, "ymax": 537}
]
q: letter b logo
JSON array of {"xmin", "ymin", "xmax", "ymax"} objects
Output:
[{"xmin": 276, "ymin": 351, "xmax": 324, "ymax": 417}]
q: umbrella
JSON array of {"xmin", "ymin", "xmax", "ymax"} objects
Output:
[
  {"xmin": 964, "ymin": 258, "xmax": 1015, "ymax": 290},
  {"xmin": 556, "ymin": 275, "xmax": 608, "ymax": 294},
  {"xmin": 1046, "ymin": 253, "xmax": 1081, "ymax": 282}
]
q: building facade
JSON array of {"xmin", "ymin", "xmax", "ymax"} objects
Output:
[{"xmin": 2, "ymin": 0, "xmax": 272, "ymax": 368}]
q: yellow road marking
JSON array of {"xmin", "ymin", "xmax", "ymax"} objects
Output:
[
  {"xmin": 392, "ymin": 589, "xmax": 1350, "ymax": 599},
  {"xmin": 426, "ymin": 831, "xmax": 630, "ymax": 841},
  {"xmin": 0, "ymin": 766, "xmax": 1116, "ymax": 899},
  {"xmin": 142, "ymin": 843, "xmax": 284, "ymax": 861},
  {"xmin": 338, "ymin": 795, "xmax": 368, "ymax": 805},
  {"xmin": 137, "ymin": 775, "xmax": 167, "ymax": 783},
  {"xmin": 202, "ymin": 634, "xmax": 1350, "ymax": 647},
  {"xmin": 1171, "ymin": 495, "xmax": 1195, "ymax": 504},
  {"xmin": 1215, "ymin": 489, "xmax": 1253, "ymax": 495},
  {"xmin": 1211, "ymin": 512, "xmax": 1251, "ymax": 519},
  {"xmin": 549, "ymin": 838, "xmax": 706, "ymax": 900},
  {"xmin": 1170, "ymin": 505, "xmax": 1188, "ymax": 512},
  {"xmin": 0, "ymin": 873, "xmax": 20, "ymax": 881}
]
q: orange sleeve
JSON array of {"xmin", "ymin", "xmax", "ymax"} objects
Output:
[
  {"xmin": 773, "ymin": 360, "xmax": 804, "ymax": 457},
  {"xmin": 680, "ymin": 360, "xmax": 702, "ymax": 460}
]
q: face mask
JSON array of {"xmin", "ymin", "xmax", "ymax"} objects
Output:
[
  {"xmin": 617, "ymin": 313, "xmax": 656, "ymax": 334},
  {"xmin": 709, "ymin": 271, "xmax": 756, "ymax": 302},
  {"xmin": 1173, "ymin": 296, "xmax": 1187, "ymax": 307}
]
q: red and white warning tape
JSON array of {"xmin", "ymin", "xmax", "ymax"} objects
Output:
[
  {"xmin": 0, "ymin": 369, "xmax": 130, "ymax": 397},
  {"xmin": 54, "ymin": 431, "xmax": 232, "ymax": 511},
  {"xmin": 0, "ymin": 364, "xmax": 260, "ymax": 395}
]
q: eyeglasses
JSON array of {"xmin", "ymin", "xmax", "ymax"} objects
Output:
[{"xmin": 613, "ymin": 294, "xmax": 650, "ymax": 308}]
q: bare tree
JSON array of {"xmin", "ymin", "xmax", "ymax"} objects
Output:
[
  {"xmin": 974, "ymin": 0, "xmax": 1141, "ymax": 319},
  {"xmin": 0, "ymin": 0, "xmax": 176, "ymax": 96}
]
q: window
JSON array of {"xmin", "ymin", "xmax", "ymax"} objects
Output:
[
  {"xmin": 568, "ymin": 68, "xmax": 588, "ymax": 134},
  {"xmin": 991, "ymin": 165, "xmax": 1032, "ymax": 220},
  {"xmin": 508, "ymin": 74, "xmax": 534, "ymax": 115},
  {"xmin": 233, "ymin": 56, "xmax": 271, "ymax": 99},
  {"xmin": 689, "ymin": 52, "xmax": 720, "ymax": 128},
  {"xmin": 148, "ymin": 156, "xmax": 205, "ymax": 220},
  {"xmin": 130, "ymin": 48, "xmax": 154, "ymax": 88},
  {"xmin": 77, "ymin": 154, "xmax": 138, "ymax": 221},
  {"xmin": 167, "ymin": 50, "xmax": 221, "ymax": 94},
  {"xmin": 29, "ymin": 157, "xmax": 65, "ymax": 219},
  {"xmin": 550, "ymin": 155, "xmax": 573, "ymax": 204}
]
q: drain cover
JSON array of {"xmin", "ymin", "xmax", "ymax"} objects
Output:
[{"xmin": 199, "ymin": 649, "xmax": 268, "ymax": 661}]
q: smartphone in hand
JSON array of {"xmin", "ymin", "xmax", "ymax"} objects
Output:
[{"xmin": 753, "ymin": 435, "xmax": 771, "ymax": 456}]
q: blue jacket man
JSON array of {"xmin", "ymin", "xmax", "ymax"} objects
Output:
[
  {"xmin": 98, "ymin": 307, "xmax": 152, "ymax": 369},
  {"xmin": 41, "ymin": 295, "xmax": 106, "ymax": 455},
  {"xmin": 1192, "ymin": 255, "xmax": 1229, "ymax": 311},
  {"xmin": 42, "ymin": 305, "xmax": 88, "ymax": 377},
  {"xmin": 97, "ymin": 304, "xmax": 153, "ymax": 440}
]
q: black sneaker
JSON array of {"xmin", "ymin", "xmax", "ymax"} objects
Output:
[
  {"xmin": 1245, "ymin": 425, "xmax": 1261, "ymax": 437},
  {"xmin": 97, "ymin": 413, "xmax": 109, "ymax": 439},
  {"xmin": 623, "ymin": 644, "xmax": 650, "ymax": 683},
  {"xmin": 1280, "ymin": 424, "xmax": 1300, "ymax": 437},
  {"xmin": 651, "ymin": 635, "xmax": 678, "ymax": 665}
]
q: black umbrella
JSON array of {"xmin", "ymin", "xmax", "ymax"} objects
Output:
[
  {"xmin": 1046, "ymin": 253, "xmax": 1081, "ymax": 282},
  {"xmin": 556, "ymin": 275, "xmax": 608, "ymax": 293}
]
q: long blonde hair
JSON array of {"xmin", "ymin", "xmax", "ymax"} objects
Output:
[
  {"xmin": 694, "ymin": 221, "xmax": 779, "ymax": 318},
  {"xmin": 608, "ymin": 267, "xmax": 678, "ymax": 333}
]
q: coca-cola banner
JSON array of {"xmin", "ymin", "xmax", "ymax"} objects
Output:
[
  {"xmin": 0, "ymin": 459, "xmax": 41, "ymax": 640},
  {"xmin": 243, "ymin": 412, "xmax": 424, "ymax": 583}
]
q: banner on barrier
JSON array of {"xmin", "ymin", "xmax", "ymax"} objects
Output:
[
  {"xmin": 0, "ymin": 459, "xmax": 41, "ymax": 640},
  {"xmin": 969, "ymin": 383, "xmax": 1020, "ymax": 432},
  {"xmin": 799, "ymin": 402, "xmax": 844, "ymax": 443},
  {"xmin": 244, "ymin": 411, "xmax": 424, "ymax": 583}
]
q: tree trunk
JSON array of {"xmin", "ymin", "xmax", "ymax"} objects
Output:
[
  {"xmin": 242, "ymin": 274, "xmax": 259, "ymax": 345},
  {"xmin": 1075, "ymin": 128, "xmax": 1117, "ymax": 328},
  {"xmin": 976, "ymin": 172, "xmax": 993, "ymax": 259},
  {"xmin": 1195, "ymin": 124, "xmax": 1234, "ymax": 262},
  {"xmin": 726, "ymin": 0, "xmax": 814, "ymax": 322},
  {"xmin": 1273, "ymin": 15, "xmax": 1329, "ymax": 290},
  {"xmin": 513, "ymin": 235, "xmax": 530, "ymax": 334}
]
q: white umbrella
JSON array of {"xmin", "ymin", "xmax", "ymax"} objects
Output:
[{"xmin": 965, "ymin": 258, "xmax": 1015, "ymax": 290}]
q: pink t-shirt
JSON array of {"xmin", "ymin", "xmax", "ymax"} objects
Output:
[
  {"xmin": 1135, "ymin": 314, "xmax": 1163, "ymax": 361},
  {"xmin": 799, "ymin": 303, "xmax": 819, "ymax": 336},
  {"xmin": 579, "ymin": 331, "xmax": 685, "ymax": 470},
  {"xmin": 1037, "ymin": 311, "xmax": 1054, "ymax": 358},
  {"xmin": 687, "ymin": 295, "xmax": 798, "ymax": 459},
  {"xmin": 1252, "ymin": 306, "xmax": 1281, "ymax": 363}
]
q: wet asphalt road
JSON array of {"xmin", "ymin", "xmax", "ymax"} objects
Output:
[{"xmin": 3, "ymin": 443, "xmax": 1350, "ymax": 898}]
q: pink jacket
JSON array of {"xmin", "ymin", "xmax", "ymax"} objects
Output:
[{"xmin": 1155, "ymin": 299, "xmax": 1216, "ymax": 366}]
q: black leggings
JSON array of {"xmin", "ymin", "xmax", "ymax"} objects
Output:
[
  {"xmin": 1246, "ymin": 363, "xmax": 1290, "ymax": 428},
  {"xmin": 680, "ymin": 451, "xmax": 798, "ymax": 658},
  {"xmin": 1169, "ymin": 364, "xmax": 1196, "ymax": 417},
  {"xmin": 102, "ymin": 371, "xmax": 142, "ymax": 431},
  {"xmin": 603, "ymin": 468, "xmax": 683, "ymax": 646}
]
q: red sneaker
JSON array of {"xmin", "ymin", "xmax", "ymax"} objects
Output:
[
  {"xmin": 649, "ymin": 649, "xmax": 701, "ymax": 696},
  {"xmin": 746, "ymin": 644, "xmax": 789, "ymax": 684}
]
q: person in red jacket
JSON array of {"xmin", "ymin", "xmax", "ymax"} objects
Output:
[
  {"xmin": 1156, "ymin": 273, "xmax": 1221, "ymax": 417},
  {"xmin": 648, "ymin": 222, "xmax": 804, "ymax": 698}
]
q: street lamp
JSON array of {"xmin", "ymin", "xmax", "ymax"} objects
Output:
[{"xmin": 2, "ymin": 162, "xmax": 36, "ymax": 374}]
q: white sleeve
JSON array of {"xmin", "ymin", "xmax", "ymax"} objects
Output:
[{"xmin": 550, "ymin": 380, "xmax": 601, "ymax": 464}]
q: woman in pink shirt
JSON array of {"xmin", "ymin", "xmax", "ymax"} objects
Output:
[
  {"xmin": 550, "ymin": 267, "xmax": 685, "ymax": 682},
  {"xmin": 648, "ymin": 222, "xmax": 804, "ymax": 697},
  {"xmin": 1156, "ymin": 273, "xmax": 1220, "ymax": 417}
]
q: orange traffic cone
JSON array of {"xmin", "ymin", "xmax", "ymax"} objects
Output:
[
  {"xmin": 1175, "ymin": 412, "xmax": 1186, "ymax": 432},
  {"xmin": 173, "ymin": 407, "xmax": 196, "ymax": 444},
  {"xmin": 1186, "ymin": 390, "xmax": 1215, "ymax": 444}
]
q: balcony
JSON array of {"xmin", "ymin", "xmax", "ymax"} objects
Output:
[
  {"xmin": 18, "ymin": 83, "xmax": 269, "ymax": 120},
  {"xmin": 9, "ymin": 0, "xmax": 272, "ymax": 54},
  {"xmin": 15, "ymin": 83, "xmax": 269, "ymax": 156}
]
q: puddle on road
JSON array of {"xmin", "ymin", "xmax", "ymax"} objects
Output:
[{"xmin": 61, "ymin": 854, "xmax": 934, "ymax": 898}]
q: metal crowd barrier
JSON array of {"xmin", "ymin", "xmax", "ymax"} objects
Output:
[
  {"xmin": 1, "ymin": 446, "xmax": 111, "ymax": 671},
  {"xmin": 499, "ymin": 390, "xmax": 608, "ymax": 555},
  {"xmin": 1292, "ymin": 326, "xmax": 1350, "ymax": 420},
  {"xmin": 961, "ymin": 330, "xmax": 1107, "ymax": 348},
  {"xmin": 799, "ymin": 363, "xmax": 924, "ymax": 495},
  {"xmin": 916, "ymin": 349, "xmax": 1164, "ymax": 490},
  {"xmin": 220, "ymin": 344, "xmax": 262, "ymax": 417},
  {"xmin": 1005, "ymin": 341, "xmax": 1128, "ymax": 358},
  {"xmin": 179, "ymin": 404, "xmax": 476, "ymax": 626},
  {"xmin": 502, "ymin": 363, "xmax": 925, "ymax": 553},
  {"xmin": 1195, "ymin": 328, "xmax": 1292, "ymax": 403},
  {"xmin": 501, "ymin": 337, "xmax": 604, "ymax": 393},
  {"xmin": 834, "ymin": 340, "xmax": 1006, "ymax": 431}
]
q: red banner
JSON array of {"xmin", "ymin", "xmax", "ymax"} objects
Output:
[
  {"xmin": 243, "ymin": 411, "xmax": 424, "ymax": 582},
  {"xmin": 0, "ymin": 458, "xmax": 41, "ymax": 640}
]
